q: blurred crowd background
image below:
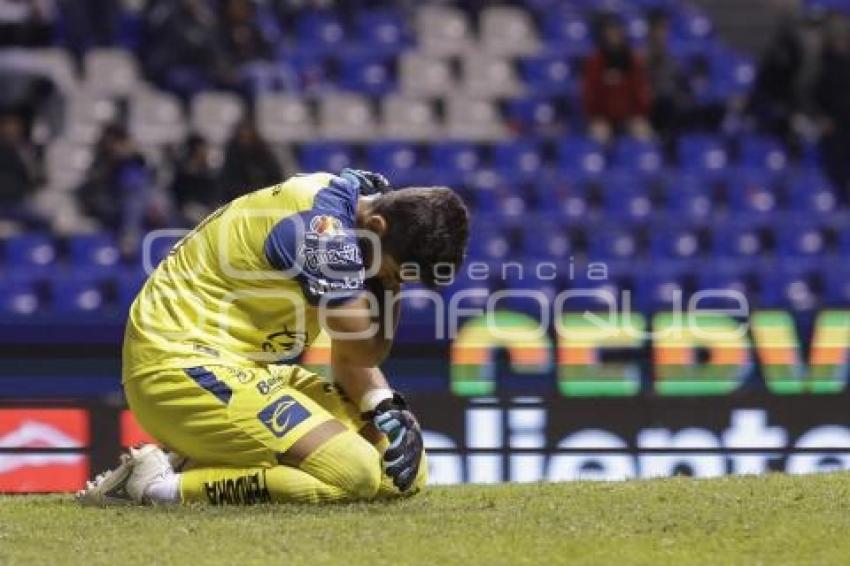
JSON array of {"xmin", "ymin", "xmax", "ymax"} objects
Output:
[{"xmin": 0, "ymin": 0, "xmax": 849, "ymax": 315}]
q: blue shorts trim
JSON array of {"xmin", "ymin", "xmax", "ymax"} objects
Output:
[{"xmin": 184, "ymin": 366, "xmax": 233, "ymax": 405}]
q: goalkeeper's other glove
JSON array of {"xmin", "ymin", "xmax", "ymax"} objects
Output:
[
  {"xmin": 340, "ymin": 168, "xmax": 392, "ymax": 196},
  {"xmin": 363, "ymin": 392, "xmax": 423, "ymax": 492}
]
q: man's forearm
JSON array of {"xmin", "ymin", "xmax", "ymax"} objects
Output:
[{"xmin": 331, "ymin": 362, "xmax": 392, "ymax": 411}]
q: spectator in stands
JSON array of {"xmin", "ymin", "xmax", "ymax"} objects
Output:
[
  {"xmin": 171, "ymin": 135, "xmax": 221, "ymax": 226},
  {"xmin": 644, "ymin": 10, "xmax": 682, "ymax": 140},
  {"xmin": 750, "ymin": 10, "xmax": 824, "ymax": 140},
  {"xmin": 59, "ymin": 0, "xmax": 119, "ymax": 54},
  {"xmin": 581, "ymin": 14, "xmax": 653, "ymax": 143},
  {"xmin": 220, "ymin": 0, "xmax": 272, "ymax": 65},
  {"xmin": 814, "ymin": 13, "xmax": 850, "ymax": 201},
  {"xmin": 142, "ymin": 0, "xmax": 228, "ymax": 99},
  {"xmin": 0, "ymin": 110, "xmax": 41, "ymax": 227},
  {"xmin": 220, "ymin": 117, "xmax": 281, "ymax": 201},
  {"xmin": 77, "ymin": 124, "xmax": 163, "ymax": 254},
  {"xmin": 0, "ymin": 0, "xmax": 55, "ymax": 47}
]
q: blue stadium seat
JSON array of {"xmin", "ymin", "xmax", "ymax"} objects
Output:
[
  {"xmin": 613, "ymin": 137, "xmax": 664, "ymax": 174},
  {"xmin": 490, "ymin": 140, "xmax": 544, "ymax": 182},
  {"xmin": 533, "ymin": 178, "xmax": 591, "ymax": 221},
  {"xmin": 501, "ymin": 265, "xmax": 561, "ymax": 317},
  {"xmin": 694, "ymin": 262, "xmax": 754, "ymax": 309},
  {"xmin": 116, "ymin": 269, "xmax": 146, "ymax": 310},
  {"xmin": 398, "ymin": 283, "xmax": 439, "ymax": 322},
  {"xmin": 709, "ymin": 49, "xmax": 756, "ymax": 97},
  {"xmin": 672, "ymin": 6, "xmax": 713, "ymax": 41},
  {"xmin": 757, "ymin": 263, "xmax": 819, "ymax": 310},
  {"xmin": 466, "ymin": 225, "xmax": 512, "ymax": 262},
  {"xmin": 365, "ymin": 142, "xmax": 420, "ymax": 175},
  {"xmin": 68, "ymin": 233, "xmax": 121, "ymax": 269},
  {"xmin": 823, "ymin": 266, "xmax": 850, "ymax": 306},
  {"xmin": 738, "ymin": 135, "xmax": 788, "ymax": 173},
  {"xmin": 429, "ymin": 142, "xmax": 482, "ymax": 184},
  {"xmin": 587, "ymin": 225, "xmax": 640, "ymax": 260},
  {"xmin": 298, "ymin": 142, "xmax": 354, "ymax": 172},
  {"xmin": 354, "ymin": 10, "xmax": 408, "ymax": 54},
  {"xmin": 835, "ymin": 219, "xmax": 850, "ymax": 256},
  {"xmin": 727, "ymin": 170, "xmax": 779, "ymax": 215},
  {"xmin": 521, "ymin": 219, "xmax": 575, "ymax": 260},
  {"xmin": 541, "ymin": 12, "xmax": 593, "ymax": 56},
  {"xmin": 337, "ymin": 53, "xmax": 395, "ymax": 95},
  {"xmin": 519, "ymin": 55, "xmax": 575, "ymax": 95},
  {"xmin": 563, "ymin": 269, "xmax": 625, "ymax": 312},
  {"xmin": 677, "ymin": 134, "xmax": 728, "ymax": 174},
  {"xmin": 664, "ymin": 174, "xmax": 714, "ymax": 219},
  {"xmin": 634, "ymin": 264, "xmax": 687, "ymax": 311},
  {"xmin": 650, "ymin": 222, "xmax": 704, "ymax": 259},
  {"xmin": 474, "ymin": 187, "xmax": 528, "ymax": 219},
  {"xmin": 4, "ymin": 234, "xmax": 57, "ymax": 270},
  {"xmin": 0, "ymin": 277, "xmax": 40, "ymax": 316},
  {"xmin": 50, "ymin": 273, "xmax": 107, "ymax": 314},
  {"xmin": 505, "ymin": 96, "xmax": 560, "ymax": 134},
  {"xmin": 776, "ymin": 221, "xmax": 829, "ymax": 258},
  {"xmin": 602, "ymin": 175, "xmax": 654, "ymax": 222},
  {"xmin": 557, "ymin": 136, "xmax": 606, "ymax": 177},
  {"xmin": 624, "ymin": 11, "xmax": 649, "ymax": 44},
  {"xmin": 296, "ymin": 11, "xmax": 346, "ymax": 54},
  {"xmin": 439, "ymin": 268, "xmax": 492, "ymax": 311},
  {"xmin": 712, "ymin": 220, "xmax": 767, "ymax": 258},
  {"xmin": 787, "ymin": 171, "xmax": 839, "ymax": 213},
  {"xmin": 284, "ymin": 52, "xmax": 329, "ymax": 91}
]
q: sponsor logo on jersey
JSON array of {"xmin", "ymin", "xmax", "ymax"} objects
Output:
[
  {"xmin": 256, "ymin": 373, "xmax": 286, "ymax": 396},
  {"xmin": 261, "ymin": 328, "xmax": 307, "ymax": 360},
  {"xmin": 299, "ymin": 240, "xmax": 362, "ymax": 272},
  {"xmin": 309, "ymin": 215, "xmax": 343, "ymax": 236},
  {"xmin": 306, "ymin": 275, "xmax": 364, "ymax": 297},
  {"xmin": 257, "ymin": 395, "xmax": 310, "ymax": 438}
]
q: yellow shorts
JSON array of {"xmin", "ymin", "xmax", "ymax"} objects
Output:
[{"xmin": 124, "ymin": 363, "xmax": 363, "ymax": 468}]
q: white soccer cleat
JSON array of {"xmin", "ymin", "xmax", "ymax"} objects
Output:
[{"xmin": 76, "ymin": 444, "xmax": 173, "ymax": 507}]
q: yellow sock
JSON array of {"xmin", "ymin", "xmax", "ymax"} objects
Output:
[
  {"xmin": 178, "ymin": 430, "xmax": 382, "ymax": 504},
  {"xmin": 179, "ymin": 466, "xmax": 347, "ymax": 504}
]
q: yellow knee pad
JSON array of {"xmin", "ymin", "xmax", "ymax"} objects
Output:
[{"xmin": 300, "ymin": 431, "xmax": 382, "ymax": 500}]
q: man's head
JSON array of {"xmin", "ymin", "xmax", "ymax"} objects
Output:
[{"xmin": 357, "ymin": 187, "xmax": 469, "ymax": 288}]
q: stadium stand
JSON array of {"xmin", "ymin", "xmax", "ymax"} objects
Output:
[{"xmin": 0, "ymin": 0, "xmax": 849, "ymax": 317}]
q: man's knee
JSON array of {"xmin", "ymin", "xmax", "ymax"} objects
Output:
[{"xmin": 301, "ymin": 430, "xmax": 382, "ymax": 500}]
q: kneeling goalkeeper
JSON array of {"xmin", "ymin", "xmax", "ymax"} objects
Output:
[{"xmin": 78, "ymin": 170, "xmax": 469, "ymax": 505}]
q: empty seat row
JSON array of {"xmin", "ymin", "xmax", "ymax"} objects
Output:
[
  {"xmin": 292, "ymin": 135, "xmax": 806, "ymax": 179},
  {"xmin": 467, "ymin": 216, "xmax": 850, "ymax": 262},
  {"xmin": 4, "ymin": 257, "xmax": 846, "ymax": 317},
  {"xmin": 439, "ymin": 258, "xmax": 850, "ymax": 312}
]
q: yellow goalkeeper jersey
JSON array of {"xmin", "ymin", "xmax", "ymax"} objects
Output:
[{"xmin": 122, "ymin": 172, "xmax": 366, "ymax": 381}]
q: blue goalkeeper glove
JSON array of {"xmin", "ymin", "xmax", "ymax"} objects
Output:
[
  {"xmin": 363, "ymin": 392, "xmax": 423, "ymax": 492},
  {"xmin": 339, "ymin": 168, "xmax": 392, "ymax": 196}
]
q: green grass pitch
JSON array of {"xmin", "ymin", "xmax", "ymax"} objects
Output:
[{"xmin": 2, "ymin": 473, "xmax": 850, "ymax": 565}]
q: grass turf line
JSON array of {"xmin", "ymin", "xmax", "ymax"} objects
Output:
[{"xmin": 1, "ymin": 473, "xmax": 850, "ymax": 565}]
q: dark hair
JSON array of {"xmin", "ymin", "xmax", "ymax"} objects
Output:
[{"xmin": 370, "ymin": 187, "xmax": 469, "ymax": 287}]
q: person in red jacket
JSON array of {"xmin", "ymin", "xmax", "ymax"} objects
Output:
[{"xmin": 582, "ymin": 14, "xmax": 653, "ymax": 142}]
